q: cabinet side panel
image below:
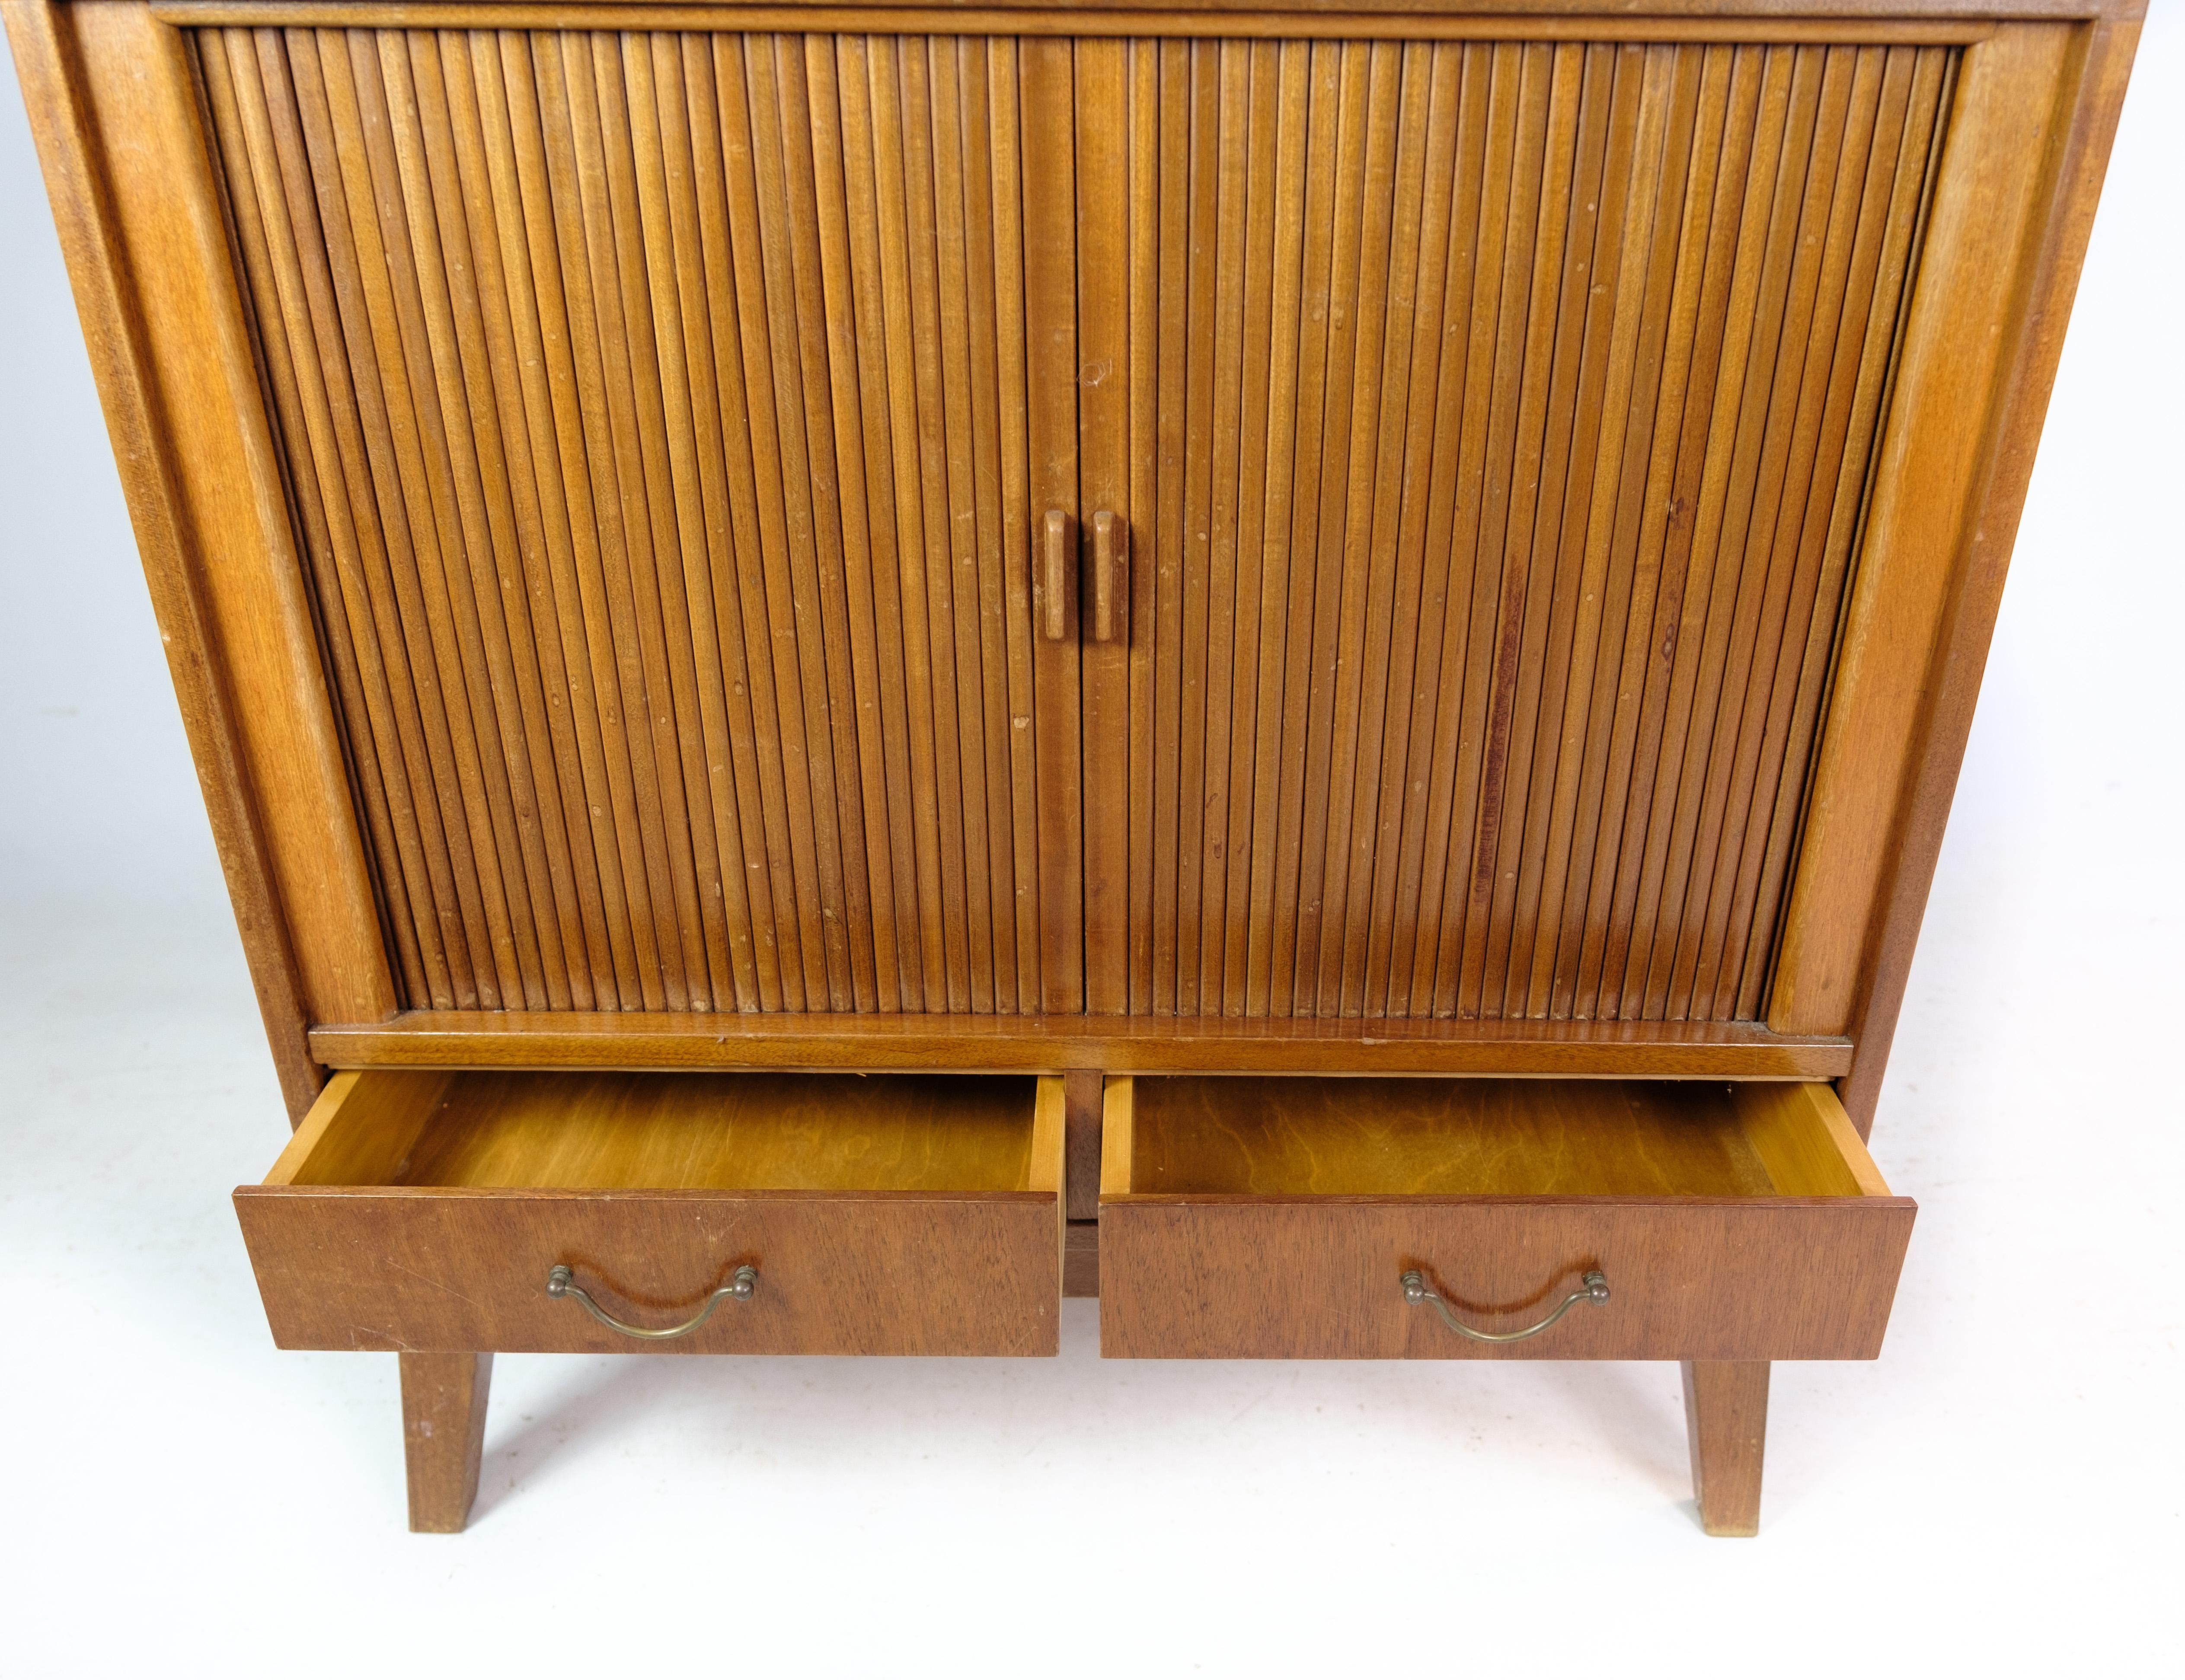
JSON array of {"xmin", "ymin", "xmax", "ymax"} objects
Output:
[
  {"xmin": 6, "ymin": 0, "xmax": 387, "ymax": 1116},
  {"xmin": 1766, "ymin": 20, "xmax": 2140, "ymax": 1131},
  {"xmin": 72, "ymin": 6, "xmax": 399, "ymax": 1032}
]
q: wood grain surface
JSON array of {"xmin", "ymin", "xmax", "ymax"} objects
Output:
[
  {"xmin": 310, "ymin": 1008, "xmax": 1853, "ymax": 1074},
  {"xmin": 1078, "ymin": 35, "xmax": 1951, "ymax": 1025},
  {"xmin": 1098, "ymin": 1195, "xmax": 1910, "ymax": 1358},
  {"xmin": 1772, "ymin": 25, "xmax": 2076, "ymax": 1045},
  {"xmin": 399, "ymin": 1349, "xmax": 492, "ymax": 1531},
  {"xmin": 1123, "ymin": 1074, "xmax": 1780, "ymax": 1195},
  {"xmin": 1064, "ymin": 1067, "xmax": 1103, "ymax": 1217},
  {"xmin": 236, "ymin": 1068, "xmax": 1063, "ymax": 1350},
  {"xmin": 1683, "ymin": 1358, "xmax": 1767, "ymax": 1534},
  {"xmin": 150, "ymin": 6, "xmax": 2035, "ymax": 42},
  {"xmin": 392, "ymin": 1070, "xmax": 1040, "ymax": 1189},
  {"xmin": 196, "ymin": 23, "xmax": 1057, "ymax": 1018},
  {"xmin": 1762, "ymin": 20, "xmax": 2142, "ymax": 1135},
  {"xmin": 1109, "ymin": 1070, "xmax": 1893, "ymax": 1194},
  {"xmin": 268, "ymin": 1068, "xmax": 457, "ymax": 1185},
  {"xmin": 4, "ymin": 1, "xmax": 356, "ymax": 1118},
  {"xmin": 64, "ymin": 4, "xmax": 402, "ymax": 1042},
  {"xmin": 239, "ymin": 1186, "xmax": 1061, "ymax": 1350},
  {"xmin": 276, "ymin": 1067, "xmax": 1057, "ymax": 1190},
  {"xmin": 1063, "ymin": 1218, "xmax": 1099, "ymax": 1295},
  {"xmin": 1099, "ymin": 1073, "xmax": 1910, "ymax": 1357},
  {"xmin": 182, "ymin": 11, "xmax": 1958, "ymax": 1041}
]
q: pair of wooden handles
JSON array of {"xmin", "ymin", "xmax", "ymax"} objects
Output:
[{"xmin": 1041, "ymin": 509, "xmax": 1127, "ymax": 644}]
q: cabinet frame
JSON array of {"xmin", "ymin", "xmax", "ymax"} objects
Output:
[{"xmin": 8, "ymin": 0, "xmax": 2142, "ymax": 1130}]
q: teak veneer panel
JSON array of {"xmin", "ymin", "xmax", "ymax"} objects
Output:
[
  {"xmin": 1078, "ymin": 32, "xmax": 1951, "ymax": 1024},
  {"xmin": 309, "ymin": 1007, "xmax": 1855, "ymax": 1074},
  {"xmin": 145, "ymin": 6, "xmax": 2038, "ymax": 43},
  {"xmin": 273, "ymin": 1067, "xmax": 1052, "ymax": 1191},
  {"xmin": 185, "ymin": 7, "xmax": 1953, "ymax": 1038},
  {"xmin": 195, "ymin": 22, "xmax": 1067, "ymax": 1019},
  {"xmin": 240, "ymin": 1189, "xmax": 1064, "ymax": 1351},
  {"xmin": 1767, "ymin": 17, "xmax": 2141, "ymax": 1134},
  {"xmin": 238, "ymin": 1068, "xmax": 1064, "ymax": 1352},
  {"xmin": 1107, "ymin": 1071, "xmax": 1889, "ymax": 1196},
  {"xmin": 1099, "ymin": 1198, "xmax": 1912, "ymax": 1358},
  {"xmin": 393, "ymin": 1069, "xmax": 1041, "ymax": 1189},
  {"xmin": 1099, "ymin": 1074, "xmax": 1913, "ymax": 1358},
  {"xmin": 1121, "ymin": 1075, "xmax": 1781, "ymax": 1196}
]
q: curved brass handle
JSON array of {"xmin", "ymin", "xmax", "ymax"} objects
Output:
[
  {"xmin": 546, "ymin": 1262, "xmax": 757, "ymax": 1341},
  {"xmin": 1399, "ymin": 1268, "xmax": 1610, "ymax": 1344}
]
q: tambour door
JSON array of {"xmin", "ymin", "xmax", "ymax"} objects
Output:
[
  {"xmin": 1072, "ymin": 35, "xmax": 1955, "ymax": 1024},
  {"xmin": 196, "ymin": 25, "xmax": 1084, "ymax": 1020}
]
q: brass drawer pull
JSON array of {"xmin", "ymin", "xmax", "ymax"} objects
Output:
[
  {"xmin": 1399, "ymin": 1268, "xmax": 1610, "ymax": 1343},
  {"xmin": 545, "ymin": 1262, "xmax": 757, "ymax": 1341}
]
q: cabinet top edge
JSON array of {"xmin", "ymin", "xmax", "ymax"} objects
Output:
[{"xmin": 132, "ymin": 0, "xmax": 2144, "ymax": 30}]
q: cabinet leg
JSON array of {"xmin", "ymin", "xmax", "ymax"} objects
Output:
[
  {"xmin": 399, "ymin": 1351, "xmax": 492, "ymax": 1533},
  {"xmin": 1681, "ymin": 1360, "xmax": 1768, "ymax": 1537}
]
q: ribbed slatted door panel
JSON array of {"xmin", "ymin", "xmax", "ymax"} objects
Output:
[
  {"xmin": 198, "ymin": 27, "xmax": 1058, "ymax": 1015},
  {"xmin": 1097, "ymin": 38, "xmax": 1953, "ymax": 1021}
]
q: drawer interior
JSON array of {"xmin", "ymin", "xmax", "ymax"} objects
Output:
[
  {"xmin": 1102, "ymin": 1077, "xmax": 1889, "ymax": 1200},
  {"xmin": 272, "ymin": 1071, "xmax": 1053, "ymax": 1193}
]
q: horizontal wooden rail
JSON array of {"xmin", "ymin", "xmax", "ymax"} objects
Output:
[
  {"xmin": 310, "ymin": 1011, "xmax": 1853, "ymax": 1077},
  {"xmin": 149, "ymin": 3, "xmax": 2000, "ymax": 43}
]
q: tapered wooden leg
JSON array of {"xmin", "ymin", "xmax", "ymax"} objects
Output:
[
  {"xmin": 400, "ymin": 1352, "xmax": 492, "ymax": 1533},
  {"xmin": 1682, "ymin": 1360, "xmax": 1768, "ymax": 1537}
]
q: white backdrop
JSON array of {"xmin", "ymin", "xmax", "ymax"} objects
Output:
[{"xmin": 3, "ymin": 14, "xmax": 2178, "ymax": 1677}]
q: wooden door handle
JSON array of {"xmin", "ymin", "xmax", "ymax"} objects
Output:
[
  {"xmin": 1041, "ymin": 509, "xmax": 1073, "ymax": 641},
  {"xmin": 1089, "ymin": 510, "xmax": 1127, "ymax": 643}
]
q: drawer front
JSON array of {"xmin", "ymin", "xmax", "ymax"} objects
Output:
[
  {"xmin": 237, "ymin": 1186, "xmax": 1058, "ymax": 1355},
  {"xmin": 1098, "ymin": 1196, "xmax": 1913, "ymax": 1361}
]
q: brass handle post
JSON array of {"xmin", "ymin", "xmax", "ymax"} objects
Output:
[
  {"xmin": 1399, "ymin": 1268, "xmax": 1610, "ymax": 1344},
  {"xmin": 546, "ymin": 1262, "xmax": 757, "ymax": 1341},
  {"xmin": 1041, "ymin": 508, "xmax": 1073, "ymax": 641},
  {"xmin": 1089, "ymin": 509, "xmax": 1127, "ymax": 643}
]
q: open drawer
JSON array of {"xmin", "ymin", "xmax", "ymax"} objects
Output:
[
  {"xmin": 1098, "ymin": 1077, "xmax": 1913, "ymax": 1361},
  {"xmin": 237, "ymin": 1071, "xmax": 1063, "ymax": 1355}
]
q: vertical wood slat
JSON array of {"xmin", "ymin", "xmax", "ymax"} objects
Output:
[
  {"xmin": 202, "ymin": 32, "xmax": 438, "ymax": 1011},
  {"xmin": 1077, "ymin": 35, "xmax": 1131, "ymax": 1014},
  {"xmin": 200, "ymin": 23, "xmax": 1055, "ymax": 1014},
  {"xmin": 492, "ymin": 26, "xmax": 654, "ymax": 1009},
  {"xmin": 1020, "ymin": 35, "xmax": 1085, "ymax": 1013},
  {"xmin": 1105, "ymin": 34, "xmax": 1953, "ymax": 1022}
]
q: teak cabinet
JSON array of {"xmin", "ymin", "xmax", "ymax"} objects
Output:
[{"xmin": 10, "ymin": 0, "xmax": 2138, "ymax": 1536}]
